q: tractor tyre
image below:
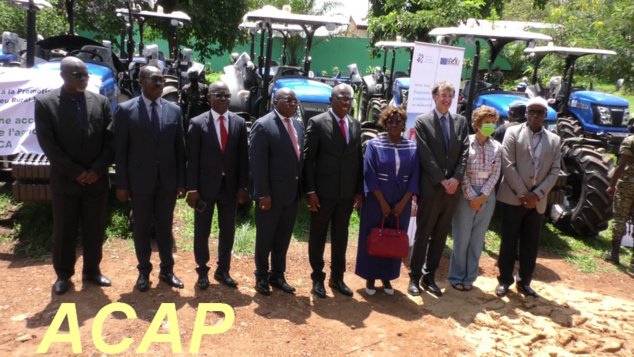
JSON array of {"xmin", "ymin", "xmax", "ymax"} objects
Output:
[
  {"xmin": 367, "ymin": 98, "xmax": 387, "ymax": 126},
  {"xmin": 360, "ymin": 128, "xmax": 379, "ymax": 156},
  {"xmin": 556, "ymin": 116, "xmax": 582, "ymax": 139},
  {"xmin": 358, "ymin": 83, "xmax": 369, "ymax": 122},
  {"xmin": 549, "ymin": 144, "xmax": 614, "ymax": 236}
]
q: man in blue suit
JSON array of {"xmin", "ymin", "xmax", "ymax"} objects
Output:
[
  {"xmin": 250, "ymin": 88, "xmax": 304, "ymax": 296},
  {"xmin": 186, "ymin": 81, "xmax": 248, "ymax": 289},
  {"xmin": 114, "ymin": 65, "xmax": 187, "ymax": 292}
]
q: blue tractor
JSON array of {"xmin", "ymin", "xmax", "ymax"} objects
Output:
[
  {"xmin": 220, "ymin": 6, "xmax": 352, "ymax": 125},
  {"xmin": 524, "ymin": 46, "xmax": 630, "ymax": 236}
]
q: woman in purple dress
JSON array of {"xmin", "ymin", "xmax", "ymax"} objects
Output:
[{"xmin": 355, "ymin": 106, "xmax": 420, "ymax": 295}]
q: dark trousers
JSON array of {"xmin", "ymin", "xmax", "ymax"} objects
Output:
[
  {"xmin": 193, "ymin": 182, "xmax": 238, "ymax": 276},
  {"xmin": 308, "ymin": 196, "xmax": 354, "ymax": 282},
  {"xmin": 497, "ymin": 202, "xmax": 543, "ymax": 286},
  {"xmin": 131, "ymin": 185, "xmax": 177, "ymax": 276},
  {"xmin": 254, "ymin": 197, "xmax": 298, "ymax": 279},
  {"xmin": 410, "ymin": 188, "xmax": 459, "ymax": 281},
  {"xmin": 52, "ymin": 186, "xmax": 108, "ymax": 280}
]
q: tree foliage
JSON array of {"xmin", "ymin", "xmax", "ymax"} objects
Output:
[{"xmin": 0, "ymin": 0, "xmax": 67, "ymax": 39}]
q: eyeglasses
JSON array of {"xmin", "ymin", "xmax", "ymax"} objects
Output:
[
  {"xmin": 140, "ymin": 76, "xmax": 166, "ymax": 84},
  {"xmin": 64, "ymin": 71, "xmax": 89, "ymax": 80},
  {"xmin": 334, "ymin": 96, "xmax": 353, "ymax": 103},
  {"xmin": 527, "ymin": 109, "xmax": 547, "ymax": 117},
  {"xmin": 386, "ymin": 119, "xmax": 404, "ymax": 126},
  {"xmin": 211, "ymin": 93, "xmax": 231, "ymax": 99},
  {"xmin": 280, "ymin": 99, "xmax": 299, "ymax": 105}
]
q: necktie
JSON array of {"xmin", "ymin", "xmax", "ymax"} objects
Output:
[
  {"xmin": 219, "ymin": 115, "xmax": 228, "ymax": 153},
  {"xmin": 285, "ymin": 118, "xmax": 300, "ymax": 159},
  {"xmin": 150, "ymin": 101, "xmax": 160, "ymax": 137},
  {"xmin": 339, "ymin": 119, "xmax": 347, "ymax": 143},
  {"xmin": 440, "ymin": 115, "xmax": 450, "ymax": 150}
]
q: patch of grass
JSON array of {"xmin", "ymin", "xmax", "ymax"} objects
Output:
[{"xmin": 12, "ymin": 202, "xmax": 54, "ymax": 257}]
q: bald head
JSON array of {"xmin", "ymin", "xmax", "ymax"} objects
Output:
[
  {"xmin": 273, "ymin": 88, "xmax": 298, "ymax": 118},
  {"xmin": 60, "ymin": 57, "xmax": 89, "ymax": 96},
  {"xmin": 207, "ymin": 81, "xmax": 231, "ymax": 113},
  {"xmin": 139, "ymin": 65, "xmax": 164, "ymax": 101},
  {"xmin": 330, "ymin": 83, "xmax": 353, "ymax": 118}
]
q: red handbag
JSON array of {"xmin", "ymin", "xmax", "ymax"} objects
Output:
[{"xmin": 366, "ymin": 215, "xmax": 409, "ymax": 258}]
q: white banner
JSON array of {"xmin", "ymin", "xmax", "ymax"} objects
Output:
[
  {"xmin": 405, "ymin": 42, "xmax": 465, "ymax": 140},
  {"xmin": 0, "ymin": 67, "xmax": 101, "ymax": 155}
]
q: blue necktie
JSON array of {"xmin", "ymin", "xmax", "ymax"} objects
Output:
[
  {"xmin": 441, "ymin": 115, "xmax": 450, "ymax": 150},
  {"xmin": 150, "ymin": 101, "xmax": 160, "ymax": 137}
]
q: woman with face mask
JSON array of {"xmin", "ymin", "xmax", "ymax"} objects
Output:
[{"xmin": 448, "ymin": 106, "xmax": 502, "ymax": 291}]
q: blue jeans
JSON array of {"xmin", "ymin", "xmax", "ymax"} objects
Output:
[{"xmin": 448, "ymin": 186, "xmax": 496, "ymax": 286}]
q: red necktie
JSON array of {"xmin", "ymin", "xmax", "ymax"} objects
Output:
[
  {"xmin": 219, "ymin": 115, "xmax": 227, "ymax": 153},
  {"xmin": 339, "ymin": 119, "xmax": 347, "ymax": 143},
  {"xmin": 284, "ymin": 118, "xmax": 300, "ymax": 159}
]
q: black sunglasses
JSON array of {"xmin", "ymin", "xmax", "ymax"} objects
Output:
[
  {"xmin": 211, "ymin": 93, "xmax": 231, "ymax": 99},
  {"xmin": 64, "ymin": 71, "xmax": 89, "ymax": 79}
]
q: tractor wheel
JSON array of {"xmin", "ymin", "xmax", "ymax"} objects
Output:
[
  {"xmin": 360, "ymin": 128, "xmax": 379, "ymax": 156},
  {"xmin": 556, "ymin": 116, "xmax": 582, "ymax": 139},
  {"xmin": 358, "ymin": 83, "xmax": 369, "ymax": 122},
  {"xmin": 367, "ymin": 98, "xmax": 387, "ymax": 126},
  {"xmin": 549, "ymin": 144, "xmax": 614, "ymax": 236}
]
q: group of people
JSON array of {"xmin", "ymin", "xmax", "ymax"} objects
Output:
[{"xmin": 35, "ymin": 57, "xmax": 564, "ymax": 300}]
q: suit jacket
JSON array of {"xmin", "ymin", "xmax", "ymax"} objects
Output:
[
  {"xmin": 250, "ymin": 111, "xmax": 304, "ymax": 207},
  {"xmin": 497, "ymin": 123, "xmax": 561, "ymax": 214},
  {"xmin": 186, "ymin": 110, "xmax": 248, "ymax": 197},
  {"xmin": 34, "ymin": 88, "xmax": 113, "ymax": 194},
  {"xmin": 415, "ymin": 110, "xmax": 470, "ymax": 197},
  {"xmin": 303, "ymin": 111, "xmax": 363, "ymax": 199},
  {"xmin": 113, "ymin": 96, "xmax": 186, "ymax": 194}
]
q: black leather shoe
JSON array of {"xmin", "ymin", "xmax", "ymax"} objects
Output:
[
  {"xmin": 269, "ymin": 277, "xmax": 296, "ymax": 294},
  {"xmin": 214, "ymin": 270, "xmax": 238, "ymax": 288},
  {"xmin": 517, "ymin": 284, "xmax": 539, "ymax": 298},
  {"xmin": 136, "ymin": 274, "xmax": 150, "ymax": 292},
  {"xmin": 495, "ymin": 284, "xmax": 509, "ymax": 297},
  {"xmin": 408, "ymin": 279, "xmax": 421, "ymax": 296},
  {"xmin": 159, "ymin": 273, "xmax": 184, "ymax": 289},
  {"xmin": 255, "ymin": 277, "xmax": 270, "ymax": 296},
  {"xmin": 196, "ymin": 275, "xmax": 210, "ymax": 290},
  {"xmin": 328, "ymin": 279, "xmax": 353, "ymax": 297},
  {"xmin": 312, "ymin": 281, "xmax": 326, "ymax": 298},
  {"xmin": 53, "ymin": 278, "xmax": 69, "ymax": 295},
  {"xmin": 83, "ymin": 274, "xmax": 111, "ymax": 287},
  {"xmin": 421, "ymin": 279, "xmax": 442, "ymax": 297}
]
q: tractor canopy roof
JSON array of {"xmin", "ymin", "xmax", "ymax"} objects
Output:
[
  {"xmin": 244, "ymin": 6, "xmax": 347, "ymax": 29},
  {"xmin": 115, "ymin": 8, "xmax": 191, "ymax": 23},
  {"xmin": 4, "ymin": 0, "xmax": 52, "ymax": 9},
  {"xmin": 373, "ymin": 41, "xmax": 415, "ymax": 51},
  {"xmin": 524, "ymin": 46, "xmax": 616, "ymax": 59},
  {"xmin": 428, "ymin": 27, "xmax": 552, "ymax": 43},
  {"xmin": 239, "ymin": 22, "xmax": 304, "ymax": 35}
]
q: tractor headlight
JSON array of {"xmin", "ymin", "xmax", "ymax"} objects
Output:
[
  {"xmin": 597, "ymin": 106, "xmax": 612, "ymax": 125},
  {"xmin": 625, "ymin": 107, "xmax": 631, "ymax": 122}
]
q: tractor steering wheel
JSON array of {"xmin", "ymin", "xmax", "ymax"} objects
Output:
[{"xmin": 69, "ymin": 49, "xmax": 104, "ymax": 63}]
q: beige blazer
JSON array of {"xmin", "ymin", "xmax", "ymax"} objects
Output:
[{"xmin": 497, "ymin": 123, "xmax": 561, "ymax": 214}]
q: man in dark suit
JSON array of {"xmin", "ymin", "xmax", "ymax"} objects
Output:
[
  {"xmin": 250, "ymin": 88, "xmax": 304, "ymax": 296},
  {"xmin": 35, "ymin": 57, "xmax": 113, "ymax": 295},
  {"xmin": 114, "ymin": 65, "xmax": 187, "ymax": 292},
  {"xmin": 186, "ymin": 81, "xmax": 248, "ymax": 289},
  {"xmin": 495, "ymin": 97, "xmax": 561, "ymax": 298},
  {"xmin": 304, "ymin": 83, "xmax": 363, "ymax": 298},
  {"xmin": 410, "ymin": 81, "xmax": 470, "ymax": 297}
]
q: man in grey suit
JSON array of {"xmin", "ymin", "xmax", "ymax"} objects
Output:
[
  {"xmin": 35, "ymin": 57, "xmax": 113, "ymax": 295},
  {"xmin": 186, "ymin": 81, "xmax": 248, "ymax": 289},
  {"xmin": 410, "ymin": 81, "xmax": 470, "ymax": 297},
  {"xmin": 495, "ymin": 97, "xmax": 561, "ymax": 298},
  {"xmin": 250, "ymin": 88, "xmax": 304, "ymax": 296},
  {"xmin": 114, "ymin": 65, "xmax": 187, "ymax": 292},
  {"xmin": 304, "ymin": 83, "xmax": 363, "ymax": 298}
]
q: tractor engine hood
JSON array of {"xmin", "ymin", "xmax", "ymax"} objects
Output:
[
  {"xmin": 570, "ymin": 91, "xmax": 629, "ymax": 107},
  {"xmin": 475, "ymin": 93, "xmax": 557, "ymax": 121},
  {"xmin": 272, "ymin": 78, "xmax": 333, "ymax": 104}
]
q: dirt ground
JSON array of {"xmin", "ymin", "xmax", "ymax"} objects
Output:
[{"xmin": 0, "ymin": 224, "xmax": 633, "ymax": 356}]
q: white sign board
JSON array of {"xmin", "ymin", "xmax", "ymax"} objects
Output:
[
  {"xmin": 405, "ymin": 42, "xmax": 465, "ymax": 140},
  {"xmin": 0, "ymin": 67, "xmax": 100, "ymax": 155}
]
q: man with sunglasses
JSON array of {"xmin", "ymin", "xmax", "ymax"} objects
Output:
[
  {"xmin": 114, "ymin": 65, "xmax": 187, "ymax": 292},
  {"xmin": 35, "ymin": 56, "xmax": 113, "ymax": 295},
  {"xmin": 496, "ymin": 97, "xmax": 561, "ymax": 298},
  {"xmin": 186, "ymin": 81, "xmax": 248, "ymax": 289},
  {"xmin": 304, "ymin": 83, "xmax": 363, "ymax": 298}
]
